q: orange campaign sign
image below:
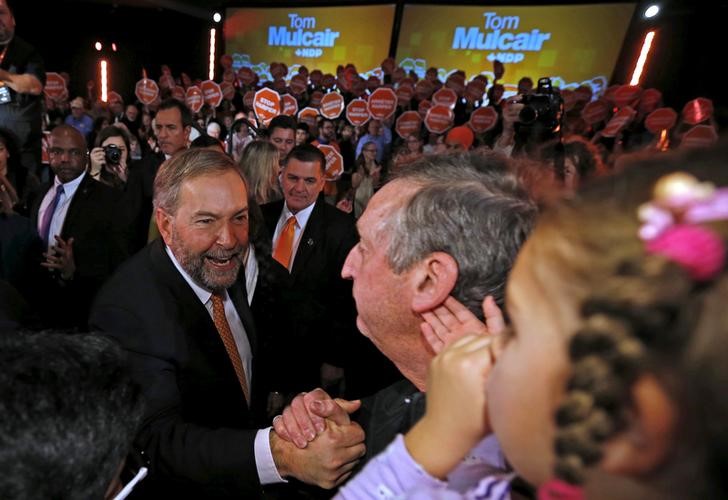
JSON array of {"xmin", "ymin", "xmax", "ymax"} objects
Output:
[
  {"xmin": 159, "ymin": 74, "xmax": 176, "ymax": 90},
  {"xmin": 601, "ymin": 106, "xmax": 636, "ymax": 138},
  {"xmin": 682, "ymin": 98, "xmax": 713, "ymax": 126},
  {"xmin": 185, "ymin": 86, "xmax": 203, "ymax": 113},
  {"xmin": 602, "ymin": 84, "xmax": 620, "ymax": 105},
  {"xmin": 298, "ymin": 107, "xmax": 320, "ymax": 129},
  {"xmin": 581, "ymin": 99, "xmax": 610, "ymax": 125},
  {"xmin": 396, "ymin": 85, "xmax": 414, "ymax": 105},
  {"xmin": 465, "ymin": 80, "xmax": 486, "ymax": 102},
  {"xmin": 221, "ymin": 81, "xmax": 235, "ymax": 101},
  {"xmin": 289, "ymin": 74, "xmax": 308, "ymax": 95},
  {"xmin": 425, "ymin": 104, "xmax": 454, "ymax": 134},
  {"xmin": 395, "ymin": 111, "xmax": 423, "ymax": 138},
  {"xmin": 310, "ymin": 90, "xmax": 324, "ymax": 108},
  {"xmin": 320, "ymin": 92, "xmax": 345, "ymax": 119},
  {"xmin": 613, "ymin": 85, "xmax": 643, "ymax": 108},
  {"xmin": 680, "ymin": 125, "xmax": 718, "ymax": 149},
  {"xmin": 645, "ymin": 107, "xmax": 678, "ymax": 134},
  {"xmin": 418, "ymin": 99, "xmax": 432, "ymax": 118},
  {"xmin": 638, "ymin": 88, "xmax": 662, "ymax": 114},
  {"xmin": 201, "ymin": 80, "xmax": 223, "ymax": 108},
  {"xmin": 281, "ymin": 94, "xmax": 299, "ymax": 116},
  {"xmin": 561, "ymin": 89, "xmax": 578, "ymax": 112},
  {"xmin": 445, "ymin": 73, "xmax": 466, "ymax": 95},
  {"xmin": 469, "ymin": 106, "xmax": 499, "ymax": 133},
  {"xmin": 368, "ymin": 87, "xmax": 397, "ymax": 120},
  {"xmin": 243, "ymin": 90, "xmax": 255, "ymax": 109},
  {"xmin": 44, "ymin": 72, "xmax": 67, "ymax": 100},
  {"xmin": 222, "ymin": 69, "xmax": 236, "ymax": 83},
  {"xmin": 574, "ymin": 86, "xmax": 592, "ymax": 103},
  {"xmin": 135, "ymin": 78, "xmax": 159, "ymax": 105},
  {"xmin": 237, "ymin": 67, "xmax": 256, "ymax": 86},
  {"xmin": 253, "ymin": 88, "xmax": 281, "ymax": 124},
  {"xmin": 317, "ymin": 144, "xmax": 344, "ymax": 180},
  {"xmin": 346, "ymin": 98, "xmax": 370, "ymax": 127},
  {"xmin": 432, "ymin": 87, "xmax": 458, "ymax": 109}
]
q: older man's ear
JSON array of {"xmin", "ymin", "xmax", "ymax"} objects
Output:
[{"xmin": 410, "ymin": 251, "xmax": 459, "ymax": 314}]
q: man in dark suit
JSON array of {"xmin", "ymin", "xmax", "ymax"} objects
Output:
[
  {"xmin": 260, "ymin": 144, "xmax": 398, "ymax": 398},
  {"xmin": 125, "ymin": 98, "xmax": 191, "ymax": 253},
  {"xmin": 28, "ymin": 124, "xmax": 126, "ymax": 329},
  {"xmin": 89, "ymin": 149, "xmax": 365, "ymax": 498}
]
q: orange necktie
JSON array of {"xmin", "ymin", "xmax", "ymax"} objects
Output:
[
  {"xmin": 211, "ymin": 293, "xmax": 250, "ymax": 404},
  {"xmin": 273, "ymin": 216, "xmax": 297, "ymax": 269}
]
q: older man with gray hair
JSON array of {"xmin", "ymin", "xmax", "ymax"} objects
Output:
[{"xmin": 274, "ymin": 151, "xmax": 537, "ymax": 493}]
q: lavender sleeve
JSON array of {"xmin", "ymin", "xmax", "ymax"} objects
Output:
[{"xmin": 335, "ymin": 434, "xmax": 515, "ymax": 500}]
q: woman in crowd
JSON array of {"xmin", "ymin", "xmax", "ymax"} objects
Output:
[
  {"xmin": 392, "ymin": 133, "xmax": 424, "ymax": 171},
  {"xmin": 351, "ymin": 140, "xmax": 382, "ymax": 218},
  {"xmin": 89, "ymin": 125, "xmax": 133, "ymax": 189},
  {"xmin": 239, "ymin": 140, "xmax": 282, "ymax": 205}
]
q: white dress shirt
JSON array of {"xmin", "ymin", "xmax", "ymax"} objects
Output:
[{"xmin": 164, "ymin": 245, "xmax": 285, "ymax": 485}]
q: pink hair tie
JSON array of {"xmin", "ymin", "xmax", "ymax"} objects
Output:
[
  {"xmin": 639, "ymin": 173, "xmax": 727, "ymax": 281},
  {"xmin": 538, "ymin": 479, "xmax": 584, "ymax": 500}
]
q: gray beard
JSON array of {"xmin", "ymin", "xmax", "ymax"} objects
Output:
[{"xmin": 170, "ymin": 228, "xmax": 244, "ymax": 293}]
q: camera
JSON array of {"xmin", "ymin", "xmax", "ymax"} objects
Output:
[
  {"xmin": 104, "ymin": 144, "xmax": 122, "ymax": 166},
  {"xmin": 518, "ymin": 77, "xmax": 564, "ymax": 132}
]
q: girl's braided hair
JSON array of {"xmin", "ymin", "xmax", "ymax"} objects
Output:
[{"xmin": 534, "ymin": 141, "xmax": 728, "ymax": 498}]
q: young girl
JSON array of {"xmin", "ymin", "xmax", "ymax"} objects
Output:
[{"xmin": 337, "ymin": 141, "xmax": 728, "ymax": 499}]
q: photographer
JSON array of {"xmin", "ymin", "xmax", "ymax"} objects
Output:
[{"xmin": 89, "ymin": 125, "xmax": 133, "ymax": 190}]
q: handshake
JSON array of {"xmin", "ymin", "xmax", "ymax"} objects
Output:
[{"xmin": 270, "ymin": 389, "xmax": 364, "ymax": 489}]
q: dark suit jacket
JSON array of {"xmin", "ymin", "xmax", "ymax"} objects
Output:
[
  {"xmin": 123, "ymin": 151, "xmax": 165, "ymax": 253},
  {"xmin": 260, "ymin": 196, "xmax": 360, "ymax": 393},
  {"xmin": 260, "ymin": 197, "xmax": 400, "ymax": 398},
  {"xmin": 89, "ymin": 239, "xmax": 267, "ymax": 498},
  {"xmin": 29, "ymin": 173, "xmax": 128, "ymax": 329}
]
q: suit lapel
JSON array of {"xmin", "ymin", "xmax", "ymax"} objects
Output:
[
  {"xmin": 150, "ymin": 241, "xmax": 255, "ymax": 408},
  {"xmin": 291, "ymin": 198, "xmax": 324, "ymax": 278},
  {"xmin": 60, "ymin": 174, "xmax": 94, "ymax": 239}
]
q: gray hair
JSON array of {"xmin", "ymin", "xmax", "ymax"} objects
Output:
[
  {"xmin": 386, "ymin": 152, "xmax": 537, "ymax": 316},
  {"xmin": 153, "ymin": 148, "xmax": 246, "ymax": 214}
]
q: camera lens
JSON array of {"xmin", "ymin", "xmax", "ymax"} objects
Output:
[{"xmin": 104, "ymin": 144, "xmax": 122, "ymax": 166}]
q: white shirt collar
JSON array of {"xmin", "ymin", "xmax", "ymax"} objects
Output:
[
  {"xmin": 282, "ymin": 199, "xmax": 316, "ymax": 228},
  {"xmin": 54, "ymin": 170, "xmax": 86, "ymax": 198}
]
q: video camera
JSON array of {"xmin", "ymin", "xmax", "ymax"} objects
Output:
[{"xmin": 518, "ymin": 77, "xmax": 564, "ymax": 133}]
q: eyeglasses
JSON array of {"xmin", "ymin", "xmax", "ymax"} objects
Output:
[
  {"xmin": 363, "ymin": 148, "xmax": 377, "ymax": 153},
  {"xmin": 48, "ymin": 147, "xmax": 86, "ymax": 159}
]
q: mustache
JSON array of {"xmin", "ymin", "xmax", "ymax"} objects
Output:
[{"xmin": 203, "ymin": 247, "xmax": 245, "ymax": 260}]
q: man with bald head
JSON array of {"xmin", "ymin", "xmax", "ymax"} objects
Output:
[{"xmin": 29, "ymin": 125, "xmax": 127, "ymax": 329}]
